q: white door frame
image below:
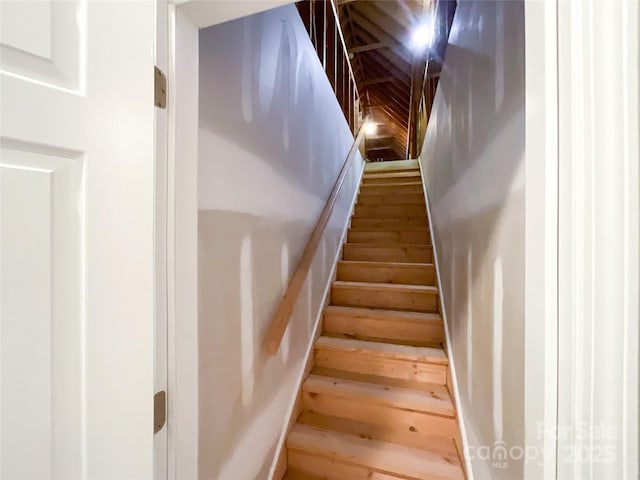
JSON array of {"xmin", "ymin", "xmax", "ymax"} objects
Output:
[
  {"xmin": 555, "ymin": 1, "xmax": 639, "ymax": 479},
  {"xmin": 165, "ymin": 2, "xmax": 296, "ymax": 478},
  {"xmin": 165, "ymin": 2, "xmax": 640, "ymax": 479},
  {"xmin": 523, "ymin": 0, "xmax": 559, "ymax": 477}
]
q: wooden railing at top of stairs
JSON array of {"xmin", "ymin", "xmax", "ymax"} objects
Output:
[{"xmin": 263, "ymin": 123, "xmax": 367, "ymax": 356}]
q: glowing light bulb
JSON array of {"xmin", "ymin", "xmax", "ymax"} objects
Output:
[
  {"xmin": 411, "ymin": 23, "xmax": 433, "ymax": 51},
  {"xmin": 364, "ymin": 122, "xmax": 377, "ymax": 136}
]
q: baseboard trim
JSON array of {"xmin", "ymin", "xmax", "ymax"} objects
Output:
[{"xmin": 418, "ymin": 159, "xmax": 474, "ymax": 479}]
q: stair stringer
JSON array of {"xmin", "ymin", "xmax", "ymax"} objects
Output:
[
  {"xmin": 267, "ymin": 161, "xmax": 366, "ymax": 480},
  {"xmin": 418, "ymin": 159, "xmax": 474, "ymax": 479}
]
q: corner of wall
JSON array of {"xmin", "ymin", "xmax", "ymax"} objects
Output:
[{"xmin": 418, "ymin": 158, "xmax": 475, "ymax": 480}]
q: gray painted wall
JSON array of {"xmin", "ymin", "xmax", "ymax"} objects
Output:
[
  {"xmin": 419, "ymin": 1, "xmax": 526, "ymax": 478},
  {"xmin": 198, "ymin": 5, "xmax": 363, "ymax": 478}
]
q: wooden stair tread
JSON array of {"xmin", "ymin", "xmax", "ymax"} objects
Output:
[
  {"xmin": 360, "ymin": 181, "xmax": 423, "ymax": 188},
  {"xmin": 363, "ymin": 171, "xmax": 422, "ymax": 180},
  {"xmin": 349, "ymin": 227, "xmax": 429, "ymax": 232},
  {"xmin": 311, "ymin": 366, "xmax": 441, "ymax": 391},
  {"xmin": 347, "ymin": 230, "xmax": 430, "ymax": 246},
  {"xmin": 350, "ymin": 217, "xmax": 427, "ymax": 230},
  {"xmin": 323, "ymin": 305, "xmax": 444, "ymax": 346},
  {"xmin": 343, "ymin": 243, "xmax": 432, "ymax": 249},
  {"xmin": 315, "ymin": 336, "xmax": 448, "ymax": 365},
  {"xmin": 357, "ymin": 193, "xmax": 425, "ymax": 205},
  {"xmin": 304, "ymin": 374, "xmax": 454, "ymax": 416},
  {"xmin": 297, "ymin": 411, "xmax": 459, "ymax": 457},
  {"xmin": 332, "ymin": 280, "xmax": 438, "ymax": 295},
  {"xmin": 342, "ymin": 244, "xmax": 433, "ymax": 263},
  {"xmin": 287, "ymin": 424, "xmax": 464, "ymax": 480},
  {"xmin": 354, "ymin": 205, "xmax": 426, "ymax": 218},
  {"xmin": 324, "ymin": 305, "xmax": 442, "ymax": 324},
  {"xmin": 364, "ymin": 159, "xmax": 420, "ymax": 173},
  {"xmin": 337, "ymin": 260, "xmax": 434, "ymax": 269},
  {"xmin": 283, "ymin": 469, "xmax": 324, "ymax": 480}
]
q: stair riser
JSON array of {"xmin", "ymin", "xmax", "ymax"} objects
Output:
[
  {"xmin": 364, "ymin": 160, "xmax": 419, "ymax": 173},
  {"xmin": 357, "ymin": 193, "xmax": 425, "ymax": 205},
  {"xmin": 342, "ymin": 245, "xmax": 433, "ymax": 263},
  {"xmin": 354, "ymin": 204, "xmax": 426, "ymax": 218},
  {"xmin": 362, "ymin": 178, "xmax": 422, "ymax": 187},
  {"xmin": 323, "ymin": 313, "xmax": 444, "ymax": 344},
  {"xmin": 347, "ymin": 230, "xmax": 430, "ymax": 244},
  {"xmin": 359, "ymin": 184, "xmax": 423, "ymax": 195},
  {"xmin": 315, "ymin": 349, "xmax": 447, "ymax": 384},
  {"xmin": 350, "ymin": 217, "xmax": 427, "ymax": 230},
  {"xmin": 287, "ymin": 449, "xmax": 406, "ymax": 480},
  {"xmin": 332, "ymin": 285, "xmax": 438, "ymax": 312},
  {"xmin": 337, "ymin": 262, "xmax": 435, "ymax": 285},
  {"xmin": 301, "ymin": 391, "xmax": 457, "ymax": 438}
]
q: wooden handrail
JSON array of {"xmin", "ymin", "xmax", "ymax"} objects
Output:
[{"xmin": 264, "ymin": 123, "xmax": 367, "ymax": 355}]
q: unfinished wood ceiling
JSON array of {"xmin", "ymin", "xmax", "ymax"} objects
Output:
[{"xmin": 337, "ymin": 0, "xmax": 429, "ymax": 160}]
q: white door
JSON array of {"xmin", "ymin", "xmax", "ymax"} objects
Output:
[{"xmin": 0, "ymin": 1, "xmax": 159, "ymax": 478}]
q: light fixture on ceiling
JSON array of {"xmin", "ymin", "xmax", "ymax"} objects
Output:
[
  {"xmin": 411, "ymin": 22, "xmax": 434, "ymax": 51},
  {"xmin": 364, "ymin": 121, "xmax": 377, "ymax": 136}
]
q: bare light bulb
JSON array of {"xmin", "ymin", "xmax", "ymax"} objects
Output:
[
  {"xmin": 411, "ymin": 24, "xmax": 433, "ymax": 51},
  {"xmin": 364, "ymin": 122, "xmax": 377, "ymax": 136}
]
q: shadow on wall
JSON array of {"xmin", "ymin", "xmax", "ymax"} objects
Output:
[
  {"xmin": 197, "ymin": 4, "xmax": 361, "ymax": 479},
  {"xmin": 199, "ymin": 8, "xmax": 351, "ymax": 199},
  {"xmin": 198, "ymin": 210, "xmax": 328, "ymax": 479},
  {"xmin": 420, "ymin": 1, "xmax": 525, "ymax": 478}
]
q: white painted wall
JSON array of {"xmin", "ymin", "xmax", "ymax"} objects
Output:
[
  {"xmin": 197, "ymin": 5, "xmax": 362, "ymax": 478},
  {"xmin": 419, "ymin": 1, "xmax": 526, "ymax": 478}
]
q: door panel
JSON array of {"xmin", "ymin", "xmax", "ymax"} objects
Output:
[
  {"xmin": 0, "ymin": 1, "xmax": 157, "ymax": 477},
  {"xmin": 1, "ymin": 146, "xmax": 83, "ymax": 479}
]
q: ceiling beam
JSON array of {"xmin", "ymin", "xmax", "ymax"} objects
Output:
[
  {"xmin": 360, "ymin": 75, "xmax": 395, "ymax": 87},
  {"xmin": 347, "ymin": 8, "xmax": 412, "ymax": 63},
  {"xmin": 348, "ymin": 41, "xmax": 388, "ymax": 54}
]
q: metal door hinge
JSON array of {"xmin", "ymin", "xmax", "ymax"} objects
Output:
[
  {"xmin": 154, "ymin": 66, "xmax": 167, "ymax": 109},
  {"xmin": 154, "ymin": 390, "xmax": 166, "ymax": 434}
]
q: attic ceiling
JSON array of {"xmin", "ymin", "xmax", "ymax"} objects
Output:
[
  {"xmin": 295, "ymin": 0, "xmax": 456, "ymax": 161},
  {"xmin": 337, "ymin": 0, "xmax": 424, "ymax": 160},
  {"xmin": 336, "ymin": 0, "xmax": 455, "ymax": 161}
]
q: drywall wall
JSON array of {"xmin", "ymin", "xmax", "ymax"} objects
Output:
[
  {"xmin": 197, "ymin": 5, "xmax": 363, "ymax": 478},
  {"xmin": 419, "ymin": 1, "xmax": 525, "ymax": 478}
]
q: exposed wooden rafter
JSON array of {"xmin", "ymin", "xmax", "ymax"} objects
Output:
[{"xmin": 360, "ymin": 76, "xmax": 395, "ymax": 87}]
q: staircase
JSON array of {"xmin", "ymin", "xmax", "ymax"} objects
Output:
[{"xmin": 282, "ymin": 160, "xmax": 466, "ymax": 480}]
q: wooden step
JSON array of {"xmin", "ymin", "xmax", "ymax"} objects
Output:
[
  {"xmin": 342, "ymin": 244, "xmax": 433, "ymax": 263},
  {"xmin": 287, "ymin": 424, "xmax": 464, "ymax": 480},
  {"xmin": 362, "ymin": 171, "xmax": 422, "ymax": 185},
  {"xmin": 314, "ymin": 336, "xmax": 447, "ymax": 384},
  {"xmin": 359, "ymin": 181, "xmax": 423, "ymax": 194},
  {"xmin": 337, "ymin": 261, "xmax": 435, "ymax": 285},
  {"xmin": 332, "ymin": 281, "xmax": 438, "ymax": 312},
  {"xmin": 303, "ymin": 374, "xmax": 455, "ymax": 417},
  {"xmin": 364, "ymin": 159, "xmax": 420, "ymax": 174},
  {"xmin": 288, "ymin": 448, "xmax": 406, "ymax": 480},
  {"xmin": 347, "ymin": 229, "xmax": 430, "ymax": 245},
  {"xmin": 351, "ymin": 216, "xmax": 427, "ymax": 230},
  {"xmin": 283, "ymin": 469, "xmax": 324, "ymax": 480},
  {"xmin": 357, "ymin": 191, "xmax": 425, "ymax": 205},
  {"xmin": 354, "ymin": 203, "xmax": 426, "ymax": 218},
  {"xmin": 323, "ymin": 306, "xmax": 444, "ymax": 344},
  {"xmin": 297, "ymin": 411, "xmax": 459, "ymax": 457}
]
